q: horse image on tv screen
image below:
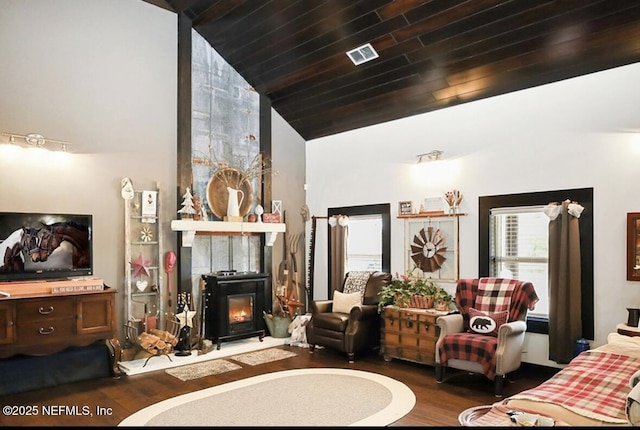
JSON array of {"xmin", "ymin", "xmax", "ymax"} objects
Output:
[
  {"xmin": 0, "ymin": 214, "xmax": 91, "ymax": 276},
  {"xmin": 0, "ymin": 227, "xmax": 40, "ymax": 273}
]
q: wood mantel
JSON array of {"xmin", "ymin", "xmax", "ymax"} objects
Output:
[{"xmin": 171, "ymin": 219, "xmax": 286, "ymax": 247}]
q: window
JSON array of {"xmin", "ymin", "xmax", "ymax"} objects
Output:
[
  {"xmin": 328, "ymin": 204, "xmax": 390, "ymax": 296},
  {"xmin": 479, "ymin": 188, "xmax": 594, "ymax": 337},
  {"xmin": 345, "ymin": 215, "xmax": 383, "ymax": 272},
  {"xmin": 489, "ymin": 206, "xmax": 549, "ymax": 318}
]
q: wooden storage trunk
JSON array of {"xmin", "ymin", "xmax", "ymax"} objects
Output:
[{"xmin": 381, "ymin": 306, "xmax": 440, "ymax": 366}]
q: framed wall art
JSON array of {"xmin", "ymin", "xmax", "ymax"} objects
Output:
[
  {"xmin": 423, "ymin": 196, "xmax": 445, "ymax": 214},
  {"xmin": 399, "ymin": 201, "xmax": 413, "ymax": 216},
  {"xmin": 404, "ymin": 216, "xmax": 459, "ymax": 282},
  {"xmin": 627, "ymin": 212, "xmax": 640, "ymax": 281}
]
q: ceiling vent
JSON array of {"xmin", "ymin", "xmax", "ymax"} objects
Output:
[{"xmin": 346, "ymin": 43, "xmax": 379, "ymax": 65}]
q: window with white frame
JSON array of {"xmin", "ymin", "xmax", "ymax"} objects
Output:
[
  {"xmin": 489, "ymin": 206, "xmax": 549, "ymax": 318},
  {"xmin": 345, "ymin": 215, "xmax": 383, "ymax": 272}
]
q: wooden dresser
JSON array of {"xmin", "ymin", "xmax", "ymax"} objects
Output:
[
  {"xmin": 381, "ymin": 306, "xmax": 450, "ymax": 366},
  {"xmin": 0, "ymin": 281, "xmax": 121, "ymax": 376}
]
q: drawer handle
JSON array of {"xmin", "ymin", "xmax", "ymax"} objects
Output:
[
  {"xmin": 38, "ymin": 326, "xmax": 55, "ymax": 335},
  {"xmin": 38, "ymin": 306, "xmax": 54, "ymax": 315}
]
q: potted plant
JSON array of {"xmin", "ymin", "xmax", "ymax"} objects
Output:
[
  {"xmin": 434, "ymin": 287, "xmax": 454, "ymax": 311},
  {"xmin": 377, "ymin": 271, "xmax": 441, "ymax": 312},
  {"xmin": 378, "ymin": 272, "xmax": 413, "ymax": 312},
  {"xmin": 409, "ymin": 277, "xmax": 438, "ymax": 309}
]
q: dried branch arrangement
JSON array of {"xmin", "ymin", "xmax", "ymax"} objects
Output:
[
  {"xmin": 444, "ymin": 189, "xmax": 463, "ymax": 209},
  {"xmin": 193, "ymin": 141, "xmax": 272, "ymax": 188}
]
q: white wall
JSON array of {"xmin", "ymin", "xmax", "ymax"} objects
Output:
[
  {"xmin": 0, "ymin": 0, "xmax": 177, "ymax": 334},
  {"xmin": 306, "ymin": 62, "xmax": 640, "ymax": 367},
  {"xmin": 271, "ymin": 109, "xmax": 307, "ymax": 298}
]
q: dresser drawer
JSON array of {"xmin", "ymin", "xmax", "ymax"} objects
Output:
[
  {"xmin": 16, "ymin": 318, "xmax": 76, "ymax": 344},
  {"xmin": 16, "ymin": 299, "xmax": 75, "ymax": 322}
]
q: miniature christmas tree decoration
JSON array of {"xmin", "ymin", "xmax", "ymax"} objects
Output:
[{"xmin": 177, "ymin": 187, "xmax": 197, "ymax": 219}]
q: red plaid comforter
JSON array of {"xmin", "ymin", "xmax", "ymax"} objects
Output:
[{"xmin": 508, "ymin": 350, "xmax": 640, "ymax": 423}]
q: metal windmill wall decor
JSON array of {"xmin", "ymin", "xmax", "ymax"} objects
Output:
[
  {"xmin": 404, "ymin": 216, "xmax": 459, "ymax": 282},
  {"xmin": 410, "ymin": 225, "xmax": 447, "ymax": 273}
]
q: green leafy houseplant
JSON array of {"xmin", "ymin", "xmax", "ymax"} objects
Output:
[
  {"xmin": 378, "ymin": 271, "xmax": 441, "ymax": 312},
  {"xmin": 434, "ymin": 287, "xmax": 454, "ymax": 311},
  {"xmin": 378, "ymin": 273, "xmax": 412, "ymax": 312}
]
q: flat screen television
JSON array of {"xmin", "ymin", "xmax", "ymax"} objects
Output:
[{"xmin": 0, "ymin": 212, "xmax": 93, "ymax": 282}]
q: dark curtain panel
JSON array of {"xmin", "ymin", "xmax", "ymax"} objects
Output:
[
  {"xmin": 548, "ymin": 200, "xmax": 583, "ymax": 364},
  {"xmin": 329, "ymin": 215, "xmax": 348, "ymax": 297}
]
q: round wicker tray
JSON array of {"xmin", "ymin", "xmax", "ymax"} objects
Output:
[{"xmin": 206, "ymin": 168, "xmax": 254, "ymax": 220}]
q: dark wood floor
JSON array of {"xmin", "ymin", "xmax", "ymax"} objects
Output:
[{"xmin": 0, "ymin": 344, "xmax": 558, "ymax": 427}]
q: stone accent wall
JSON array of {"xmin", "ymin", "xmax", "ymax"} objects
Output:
[{"xmin": 189, "ymin": 31, "xmax": 261, "ymax": 290}]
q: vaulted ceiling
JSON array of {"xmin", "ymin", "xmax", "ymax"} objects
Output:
[{"xmin": 145, "ymin": 0, "xmax": 640, "ymax": 141}]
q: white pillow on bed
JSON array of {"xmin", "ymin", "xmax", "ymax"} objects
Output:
[
  {"xmin": 602, "ymin": 333, "xmax": 640, "ymax": 360},
  {"xmin": 607, "ymin": 332, "xmax": 640, "ymax": 348}
]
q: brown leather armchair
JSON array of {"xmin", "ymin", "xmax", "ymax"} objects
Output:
[{"xmin": 306, "ymin": 271, "xmax": 391, "ymax": 362}]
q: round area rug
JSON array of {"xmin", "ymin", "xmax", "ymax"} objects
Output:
[{"xmin": 119, "ymin": 368, "xmax": 415, "ymax": 427}]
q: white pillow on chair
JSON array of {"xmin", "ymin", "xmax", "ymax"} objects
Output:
[{"xmin": 332, "ymin": 290, "xmax": 362, "ymax": 313}]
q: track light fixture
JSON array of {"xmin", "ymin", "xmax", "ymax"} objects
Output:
[
  {"xmin": 416, "ymin": 150, "xmax": 443, "ymax": 163},
  {"xmin": 1, "ymin": 132, "xmax": 71, "ymax": 152}
]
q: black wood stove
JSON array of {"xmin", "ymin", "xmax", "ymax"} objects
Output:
[{"xmin": 202, "ymin": 271, "xmax": 270, "ymax": 349}]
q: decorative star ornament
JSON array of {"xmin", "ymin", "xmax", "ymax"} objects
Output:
[
  {"xmin": 130, "ymin": 252, "xmax": 152, "ymax": 278},
  {"xmin": 177, "ymin": 309, "xmax": 197, "ymax": 328}
]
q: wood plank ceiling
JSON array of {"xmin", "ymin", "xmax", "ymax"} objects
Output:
[{"xmin": 146, "ymin": 0, "xmax": 640, "ymax": 141}]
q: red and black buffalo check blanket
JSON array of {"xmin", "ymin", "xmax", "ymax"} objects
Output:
[
  {"xmin": 439, "ymin": 278, "xmax": 539, "ymax": 380},
  {"xmin": 507, "ymin": 350, "xmax": 640, "ymax": 423}
]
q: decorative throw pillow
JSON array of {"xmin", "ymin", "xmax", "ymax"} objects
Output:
[
  {"xmin": 468, "ymin": 307, "xmax": 508, "ymax": 336},
  {"xmin": 342, "ymin": 271, "xmax": 373, "ymax": 300},
  {"xmin": 332, "ymin": 290, "xmax": 362, "ymax": 314}
]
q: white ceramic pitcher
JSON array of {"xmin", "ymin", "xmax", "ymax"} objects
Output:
[{"xmin": 226, "ymin": 187, "xmax": 244, "ymax": 218}]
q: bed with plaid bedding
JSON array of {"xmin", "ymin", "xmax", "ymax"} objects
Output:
[{"xmin": 506, "ymin": 350, "xmax": 640, "ymax": 423}]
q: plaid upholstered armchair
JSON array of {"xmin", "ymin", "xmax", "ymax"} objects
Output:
[{"xmin": 435, "ymin": 278, "xmax": 539, "ymax": 397}]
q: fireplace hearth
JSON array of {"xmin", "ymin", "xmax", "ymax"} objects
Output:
[{"xmin": 202, "ymin": 272, "xmax": 270, "ymax": 349}]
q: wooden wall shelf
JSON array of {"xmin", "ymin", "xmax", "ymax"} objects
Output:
[
  {"xmin": 397, "ymin": 213, "xmax": 467, "ymax": 219},
  {"xmin": 171, "ymin": 219, "xmax": 286, "ymax": 247}
]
